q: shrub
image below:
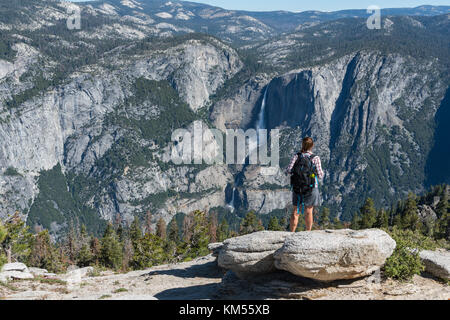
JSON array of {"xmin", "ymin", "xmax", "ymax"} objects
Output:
[
  {"xmin": 0, "ymin": 222, "xmax": 7, "ymax": 268},
  {"xmin": 383, "ymin": 227, "xmax": 437, "ymax": 281}
]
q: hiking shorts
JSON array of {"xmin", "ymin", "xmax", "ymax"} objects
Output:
[{"xmin": 292, "ymin": 188, "xmax": 321, "ymax": 209}]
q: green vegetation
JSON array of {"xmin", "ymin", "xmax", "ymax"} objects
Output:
[
  {"xmin": 239, "ymin": 211, "xmax": 265, "ymax": 235},
  {"xmin": 3, "ymin": 167, "xmax": 21, "ymax": 177},
  {"xmin": 105, "ymin": 78, "xmax": 197, "ymax": 147},
  {"xmin": 383, "ymin": 228, "xmax": 435, "ymax": 281},
  {"xmin": 276, "ymin": 16, "xmax": 450, "ymax": 72},
  {"xmin": 27, "ymin": 164, "xmax": 106, "ymax": 236},
  {"xmin": 349, "ymin": 184, "xmax": 449, "ymax": 280},
  {"xmin": 0, "ymin": 212, "xmax": 32, "ymax": 268},
  {"xmin": 0, "ymin": 38, "xmax": 16, "ymax": 62}
]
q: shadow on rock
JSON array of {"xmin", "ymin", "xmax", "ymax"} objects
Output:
[
  {"xmin": 143, "ymin": 261, "xmax": 225, "ymax": 280},
  {"xmin": 154, "ymin": 283, "xmax": 222, "ymax": 300}
]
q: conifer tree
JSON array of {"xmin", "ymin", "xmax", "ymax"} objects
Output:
[
  {"xmin": 208, "ymin": 212, "xmax": 218, "ymax": 243},
  {"xmin": 77, "ymin": 242, "xmax": 93, "ymax": 267},
  {"xmin": 333, "ymin": 217, "xmax": 344, "ymax": 229},
  {"xmin": 64, "ymin": 220, "xmax": 78, "ymax": 264},
  {"xmin": 188, "ymin": 211, "xmax": 210, "ymax": 258},
  {"xmin": 375, "ymin": 209, "xmax": 389, "ymax": 229},
  {"xmin": 402, "ymin": 193, "xmax": 420, "ymax": 231},
  {"xmin": 240, "ymin": 212, "xmax": 264, "ymax": 235},
  {"xmin": 0, "ymin": 221, "xmax": 8, "ymax": 267},
  {"xmin": 320, "ymin": 207, "xmax": 331, "ymax": 229},
  {"xmin": 131, "ymin": 233, "xmax": 166, "ymax": 269},
  {"xmin": 144, "ymin": 211, "xmax": 153, "ymax": 235},
  {"xmin": 359, "ymin": 198, "xmax": 377, "ymax": 229},
  {"xmin": 2, "ymin": 211, "xmax": 32, "ymax": 263},
  {"xmin": 435, "ymin": 192, "xmax": 449, "ymax": 219},
  {"xmin": 90, "ymin": 237, "xmax": 101, "ymax": 266},
  {"xmin": 156, "ymin": 218, "xmax": 167, "ymax": 239},
  {"xmin": 28, "ymin": 230, "xmax": 65, "ymax": 273},
  {"xmin": 129, "ymin": 216, "xmax": 142, "ymax": 246},
  {"xmin": 216, "ymin": 219, "xmax": 230, "ymax": 242},
  {"xmin": 393, "ymin": 212, "xmax": 403, "ymax": 228},
  {"xmin": 100, "ymin": 223, "xmax": 123, "ymax": 270},
  {"xmin": 167, "ymin": 220, "xmax": 180, "ymax": 244},
  {"xmin": 268, "ymin": 217, "xmax": 282, "ymax": 231},
  {"xmin": 350, "ymin": 213, "xmax": 361, "ymax": 230}
]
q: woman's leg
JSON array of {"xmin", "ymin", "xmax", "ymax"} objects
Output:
[
  {"xmin": 290, "ymin": 207, "xmax": 299, "ymax": 232},
  {"xmin": 305, "ymin": 206, "xmax": 314, "ymax": 231}
]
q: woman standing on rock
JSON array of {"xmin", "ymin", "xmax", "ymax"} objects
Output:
[{"xmin": 286, "ymin": 137, "xmax": 324, "ymax": 232}]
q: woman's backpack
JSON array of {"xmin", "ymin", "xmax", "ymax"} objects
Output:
[{"xmin": 290, "ymin": 153, "xmax": 317, "ymax": 196}]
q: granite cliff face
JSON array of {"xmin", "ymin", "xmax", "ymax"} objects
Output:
[
  {"xmin": 0, "ymin": 31, "xmax": 242, "ymax": 231},
  {"xmin": 0, "ymin": 0, "xmax": 449, "ymax": 234},
  {"xmin": 237, "ymin": 52, "xmax": 448, "ymax": 219}
]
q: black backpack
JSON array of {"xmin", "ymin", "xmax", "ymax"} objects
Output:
[{"xmin": 290, "ymin": 153, "xmax": 317, "ymax": 196}]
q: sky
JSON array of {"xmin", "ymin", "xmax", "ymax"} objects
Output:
[{"xmin": 69, "ymin": 1, "xmax": 450, "ymax": 12}]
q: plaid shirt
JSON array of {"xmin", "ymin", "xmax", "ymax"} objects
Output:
[{"xmin": 286, "ymin": 152, "xmax": 324, "ymax": 188}]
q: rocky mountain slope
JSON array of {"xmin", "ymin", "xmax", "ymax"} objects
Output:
[{"xmin": 0, "ymin": 0, "xmax": 449, "ymax": 235}]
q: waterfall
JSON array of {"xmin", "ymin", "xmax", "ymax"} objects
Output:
[
  {"xmin": 226, "ymin": 188, "xmax": 236, "ymax": 212},
  {"xmin": 257, "ymin": 86, "xmax": 269, "ymax": 131}
]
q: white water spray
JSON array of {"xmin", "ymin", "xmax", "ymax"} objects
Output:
[{"xmin": 226, "ymin": 187, "xmax": 236, "ymax": 212}]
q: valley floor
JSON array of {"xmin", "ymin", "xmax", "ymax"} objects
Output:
[{"xmin": 0, "ymin": 255, "xmax": 448, "ymax": 300}]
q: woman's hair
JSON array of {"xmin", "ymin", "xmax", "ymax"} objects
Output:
[{"xmin": 301, "ymin": 137, "xmax": 314, "ymax": 153}]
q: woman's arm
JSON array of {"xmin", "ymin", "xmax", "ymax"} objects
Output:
[
  {"xmin": 285, "ymin": 154, "xmax": 298, "ymax": 175},
  {"xmin": 313, "ymin": 156, "xmax": 324, "ymax": 179}
]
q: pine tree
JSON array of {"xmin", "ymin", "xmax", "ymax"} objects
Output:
[
  {"xmin": 90, "ymin": 237, "xmax": 101, "ymax": 266},
  {"xmin": 64, "ymin": 220, "xmax": 78, "ymax": 264},
  {"xmin": 350, "ymin": 213, "xmax": 360, "ymax": 230},
  {"xmin": 393, "ymin": 212, "xmax": 403, "ymax": 228},
  {"xmin": 434, "ymin": 194, "xmax": 449, "ymax": 239},
  {"xmin": 296, "ymin": 215, "xmax": 306, "ymax": 232},
  {"xmin": 333, "ymin": 217, "xmax": 344, "ymax": 229},
  {"xmin": 27, "ymin": 230, "xmax": 65, "ymax": 273},
  {"xmin": 182, "ymin": 214, "xmax": 194, "ymax": 242},
  {"xmin": 402, "ymin": 193, "xmax": 420, "ymax": 231},
  {"xmin": 2, "ymin": 211, "xmax": 32, "ymax": 263},
  {"xmin": 216, "ymin": 219, "xmax": 230, "ymax": 242},
  {"xmin": 167, "ymin": 220, "xmax": 180, "ymax": 244},
  {"xmin": 240, "ymin": 212, "xmax": 264, "ymax": 235},
  {"xmin": 156, "ymin": 218, "xmax": 167, "ymax": 239},
  {"xmin": 188, "ymin": 211, "xmax": 211, "ymax": 258},
  {"xmin": 208, "ymin": 212, "xmax": 218, "ymax": 243},
  {"xmin": 144, "ymin": 211, "xmax": 153, "ymax": 235},
  {"xmin": 122, "ymin": 238, "xmax": 134, "ymax": 271},
  {"xmin": 359, "ymin": 198, "xmax": 377, "ymax": 229},
  {"xmin": 435, "ymin": 192, "xmax": 448, "ymax": 219},
  {"xmin": 375, "ymin": 209, "xmax": 389, "ymax": 229},
  {"xmin": 268, "ymin": 217, "xmax": 282, "ymax": 231},
  {"xmin": 73, "ymin": 224, "xmax": 91, "ymax": 266},
  {"xmin": 129, "ymin": 216, "xmax": 142, "ymax": 245},
  {"xmin": 100, "ymin": 223, "xmax": 123, "ymax": 270},
  {"xmin": 320, "ymin": 207, "xmax": 331, "ymax": 229},
  {"xmin": 131, "ymin": 233, "xmax": 166, "ymax": 270},
  {"xmin": 280, "ymin": 217, "xmax": 287, "ymax": 230},
  {"xmin": 77, "ymin": 243, "xmax": 93, "ymax": 267},
  {"xmin": 0, "ymin": 221, "xmax": 8, "ymax": 267}
]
